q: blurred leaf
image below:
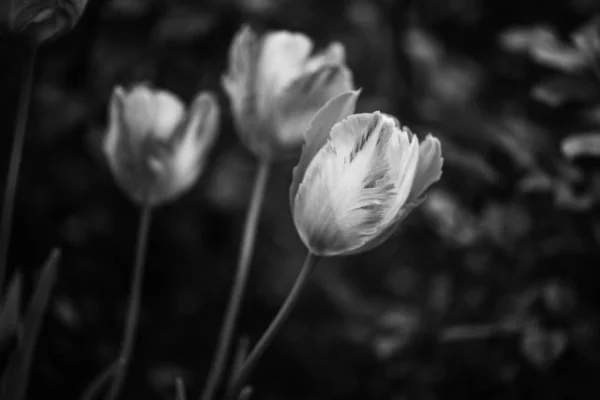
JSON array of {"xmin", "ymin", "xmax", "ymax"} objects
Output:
[
  {"xmin": 562, "ymin": 132, "xmax": 600, "ymax": 158},
  {"xmin": 421, "ymin": 189, "xmax": 482, "ymax": 247},
  {"xmin": 520, "ymin": 320, "xmax": 567, "ymax": 369},
  {"xmin": 529, "ymin": 30, "xmax": 587, "ymax": 72},
  {"xmin": 371, "ymin": 307, "xmax": 419, "ymax": 360},
  {"xmin": 1, "ymin": 249, "xmax": 60, "ymax": 400},
  {"xmin": 554, "ymin": 180, "xmax": 595, "ymax": 211},
  {"xmin": 518, "ymin": 169, "xmax": 554, "ymax": 193},
  {"xmin": 532, "ymin": 75, "xmax": 599, "ymax": 107},
  {"xmin": 0, "ymin": 273, "xmax": 22, "ymax": 351},
  {"xmin": 480, "ymin": 203, "xmax": 532, "ymax": 248},
  {"xmin": 175, "ymin": 377, "xmax": 187, "ymax": 400},
  {"xmin": 153, "ymin": 8, "xmax": 216, "ymax": 43},
  {"xmin": 442, "ymin": 141, "xmax": 500, "ymax": 184},
  {"xmin": 572, "ymin": 16, "xmax": 600, "ymax": 67},
  {"xmin": 238, "ymin": 386, "xmax": 253, "ymax": 400},
  {"xmin": 499, "ymin": 25, "xmax": 555, "ymax": 53}
]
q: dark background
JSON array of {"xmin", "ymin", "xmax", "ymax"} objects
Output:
[{"xmin": 2, "ymin": 0, "xmax": 600, "ymax": 399}]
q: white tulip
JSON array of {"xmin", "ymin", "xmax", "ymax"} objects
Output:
[
  {"xmin": 222, "ymin": 25, "xmax": 354, "ymax": 160},
  {"xmin": 103, "ymin": 84, "xmax": 220, "ymax": 205},
  {"xmin": 290, "ymin": 91, "xmax": 443, "ymax": 256}
]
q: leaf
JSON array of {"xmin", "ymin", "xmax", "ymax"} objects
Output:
[
  {"xmin": 0, "ymin": 273, "xmax": 22, "ymax": 351},
  {"xmin": 1, "ymin": 249, "xmax": 60, "ymax": 400},
  {"xmin": 441, "ymin": 141, "xmax": 500, "ymax": 184},
  {"xmin": 238, "ymin": 386, "xmax": 253, "ymax": 400},
  {"xmin": 561, "ymin": 132, "xmax": 600, "ymax": 158},
  {"xmin": 153, "ymin": 8, "xmax": 216, "ymax": 43},
  {"xmin": 572, "ymin": 16, "xmax": 600, "ymax": 63},
  {"xmin": 520, "ymin": 320, "xmax": 567, "ymax": 369},
  {"xmin": 528, "ymin": 30, "xmax": 588, "ymax": 72},
  {"xmin": 175, "ymin": 377, "xmax": 187, "ymax": 400},
  {"xmin": 531, "ymin": 75, "xmax": 598, "ymax": 107},
  {"xmin": 499, "ymin": 25, "xmax": 554, "ymax": 53}
]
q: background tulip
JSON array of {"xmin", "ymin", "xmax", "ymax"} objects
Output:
[
  {"xmin": 103, "ymin": 84, "xmax": 220, "ymax": 206},
  {"xmin": 4, "ymin": 0, "xmax": 88, "ymax": 45},
  {"xmin": 222, "ymin": 25, "xmax": 354, "ymax": 160}
]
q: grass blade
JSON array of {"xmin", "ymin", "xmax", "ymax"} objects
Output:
[{"xmin": 1, "ymin": 249, "xmax": 60, "ymax": 400}]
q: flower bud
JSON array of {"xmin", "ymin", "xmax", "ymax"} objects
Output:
[
  {"xmin": 222, "ymin": 24, "xmax": 354, "ymax": 160},
  {"xmin": 290, "ymin": 91, "xmax": 443, "ymax": 256},
  {"xmin": 103, "ymin": 84, "xmax": 220, "ymax": 206},
  {"xmin": 6, "ymin": 0, "xmax": 88, "ymax": 45}
]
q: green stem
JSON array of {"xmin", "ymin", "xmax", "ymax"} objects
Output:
[
  {"xmin": 201, "ymin": 160, "xmax": 271, "ymax": 400},
  {"xmin": 104, "ymin": 204, "xmax": 153, "ymax": 400},
  {"xmin": 225, "ymin": 252, "xmax": 321, "ymax": 400},
  {"xmin": 0, "ymin": 46, "xmax": 37, "ymax": 297}
]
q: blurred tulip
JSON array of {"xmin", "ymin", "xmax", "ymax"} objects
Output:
[
  {"xmin": 222, "ymin": 24, "xmax": 354, "ymax": 160},
  {"xmin": 290, "ymin": 91, "xmax": 443, "ymax": 256},
  {"xmin": 5, "ymin": 0, "xmax": 88, "ymax": 45},
  {"xmin": 103, "ymin": 84, "xmax": 220, "ymax": 206}
]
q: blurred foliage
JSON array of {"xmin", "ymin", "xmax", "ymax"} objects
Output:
[{"xmin": 2, "ymin": 0, "xmax": 600, "ymax": 399}]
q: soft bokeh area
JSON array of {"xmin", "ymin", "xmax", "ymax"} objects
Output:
[{"xmin": 2, "ymin": 0, "xmax": 600, "ymax": 399}]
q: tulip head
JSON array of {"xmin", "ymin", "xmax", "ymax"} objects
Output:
[
  {"xmin": 6, "ymin": 0, "xmax": 88, "ymax": 45},
  {"xmin": 103, "ymin": 84, "xmax": 220, "ymax": 206},
  {"xmin": 290, "ymin": 91, "xmax": 443, "ymax": 256},
  {"xmin": 222, "ymin": 25, "xmax": 354, "ymax": 160}
]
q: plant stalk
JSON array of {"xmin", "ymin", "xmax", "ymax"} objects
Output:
[
  {"xmin": 225, "ymin": 252, "xmax": 321, "ymax": 400},
  {"xmin": 104, "ymin": 204, "xmax": 153, "ymax": 400},
  {"xmin": 200, "ymin": 160, "xmax": 271, "ymax": 400},
  {"xmin": 0, "ymin": 46, "xmax": 38, "ymax": 297}
]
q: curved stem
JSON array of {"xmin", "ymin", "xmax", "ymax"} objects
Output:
[
  {"xmin": 104, "ymin": 204, "xmax": 153, "ymax": 400},
  {"xmin": 226, "ymin": 252, "xmax": 321, "ymax": 400},
  {"xmin": 201, "ymin": 160, "xmax": 270, "ymax": 400},
  {"xmin": 0, "ymin": 46, "xmax": 38, "ymax": 297},
  {"xmin": 79, "ymin": 361, "xmax": 120, "ymax": 400}
]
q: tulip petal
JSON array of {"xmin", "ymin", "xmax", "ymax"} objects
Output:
[
  {"xmin": 255, "ymin": 31, "xmax": 313, "ymax": 116},
  {"xmin": 408, "ymin": 134, "xmax": 443, "ymax": 202},
  {"xmin": 304, "ymin": 42, "xmax": 346, "ymax": 74},
  {"xmin": 382, "ymin": 125, "xmax": 420, "ymax": 223},
  {"xmin": 275, "ymin": 64, "xmax": 353, "ymax": 149},
  {"xmin": 152, "ymin": 90, "xmax": 186, "ymax": 140},
  {"xmin": 171, "ymin": 92, "xmax": 220, "ymax": 184},
  {"xmin": 222, "ymin": 25, "xmax": 260, "ymax": 137},
  {"xmin": 121, "ymin": 86, "xmax": 156, "ymax": 141},
  {"xmin": 104, "ymin": 86, "xmax": 126, "ymax": 167},
  {"xmin": 289, "ymin": 89, "xmax": 361, "ymax": 211},
  {"xmin": 293, "ymin": 113, "xmax": 400, "ymax": 255}
]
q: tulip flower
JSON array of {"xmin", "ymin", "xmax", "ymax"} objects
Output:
[
  {"xmin": 6, "ymin": 0, "xmax": 89, "ymax": 45},
  {"xmin": 87, "ymin": 84, "xmax": 220, "ymax": 400},
  {"xmin": 103, "ymin": 84, "xmax": 220, "ymax": 206},
  {"xmin": 222, "ymin": 24, "xmax": 354, "ymax": 160},
  {"xmin": 225, "ymin": 90, "xmax": 443, "ymax": 400},
  {"xmin": 290, "ymin": 90, "xmax": 444, "ymax": 256},
  {"xmin": 202, "ymin": 26, "xmax": 353, "ymax": 400}
]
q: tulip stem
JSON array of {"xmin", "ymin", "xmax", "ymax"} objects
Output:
[
  {"xmin": 225, "ymin": 252, "xmax": 321, "ymax": 400},
  {"xmin": 79, "ymin": 360, "xmax": 120, "ymax": 400},
  {"xmin": 201, "ymin": 160, "xmax": 271, "ymax": 400},
  {"xmin": 104, "ymin": 204, "xmax": 153, "ymax": 400},
  {"xmin": 0, "ymin": 46, "xmax": 37, "ymax": 297}
]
